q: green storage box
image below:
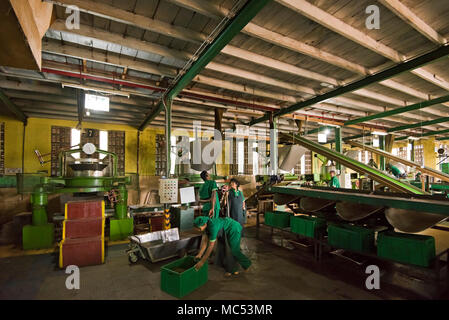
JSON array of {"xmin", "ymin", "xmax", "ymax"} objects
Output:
[
  {"xmin": 291, "ymin": 215, "xmax": 326, "ymax": 238},
  {"xmin": 161, "ymin": 256, "xmax": 208, "ymax": 298},
  {"xmin": 328, "ymin": 223, "xmax": 374, "ymax": 253},
  {"xmin": 377, "ymin": 231, "xmax": 436, "ymax": 267},
  {"xmin": 264, "ymin": 211, "xmax": 291, "ymax": 228}
]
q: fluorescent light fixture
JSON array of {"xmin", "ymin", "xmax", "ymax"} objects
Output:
[
  {"xmin": 85, "ymin": 94, "xmax": 110, "ymax": 112},
  {"xmin": 318, "ymin": 133, "xmax": 327, "ymax": 143},
  {"xmin": 408, "ymin": 136, "xmax": 420, "ymax": 140},
  {"xmin": 61, "ymin": 83, "xmax": 130, "ymax": 98},
  {"xmin": 371, "ymin": 131, "xmax": 388, "ymax": 136}
]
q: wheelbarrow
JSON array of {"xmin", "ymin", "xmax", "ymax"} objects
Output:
[{"xmin": 126, "ymin": 229, "xmax": 202, "ymax": 264}]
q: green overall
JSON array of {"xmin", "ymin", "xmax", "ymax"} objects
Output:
[
  {"xmin": 207, "ymin": 217, "xmax": 251, "ymax": 271},
  {"xmin": 391, "ymin": 165, "xmax": 401, "ymax": 178},
  {"xmin": 330, "ymin": 176, "xmax": 340, "ymax": 188},
  {"xmin": 199, "ymin": 180, "xmax": 220, "ymax": 218}
]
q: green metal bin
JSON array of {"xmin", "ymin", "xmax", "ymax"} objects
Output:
[
  {"xmin": 377, "ymin": 231, "xmax": 435, "ymax": 267},
  {"xmin": 328, "ymin": 223, "xmax": 375, "ymax": 253},
  {"xmin": 291, "ymin": 215, "xmax": 326, "ymax": 238},
  {"xmin": 264, "ymin": 211, "xmax": 291, "ymax": 228},
  {"xmin": 160, "ymin": 256, "xmax": 208, "ymax": 298}
]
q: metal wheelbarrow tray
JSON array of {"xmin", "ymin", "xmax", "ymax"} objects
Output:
[{"xmin": 126, "ymin": 230, "xmax": 202, "ymax": 264}]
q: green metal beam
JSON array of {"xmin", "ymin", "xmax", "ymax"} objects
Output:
[
  {"xmin": 334, "ymin": 127, "xmax": 342, "ymax": 171},
  {"xmin": 303, "ymin": 126, "xmax": 332, "ymax": 136},
  {"xmin": 0, "ymin": 89, "xmax": 27, "ymax": 124},
  {"xmin": 344, "ymin": 94, "xmax": 449, "ymax": 126},
  {"xmin": 437, "ymin": 136, "xmax": 449, "ymax": 141},
  {"xmin": 268, "ymin": 186, "xmax": 447, "ymax": 216},
  {"xmin": 139, "ymin": 0, "xmax": 271, "ymax": 131},
  {"xmin": 249, "ymin": 44, "xmax": 449, "ymax": 126},
  {"xmin": 387, "ymin": 117, "xmax": 449, "ymax": 133},
  {"xmin": 280, "ymin": 132, "xmax": 426, "ymax": 194}
]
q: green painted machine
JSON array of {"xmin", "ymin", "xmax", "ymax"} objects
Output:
[{"xmin": 22, "ymin": 143, "xmax": 133, "ymax": 250}]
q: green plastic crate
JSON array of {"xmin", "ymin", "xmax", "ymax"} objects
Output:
[
  {"xmin": 161, "ymin": 256, "xmax": 208, "ymax": 298},
  {"xmin": 377, "ymin": 231, "xmax": 435, "ymax": 267},
  {"xmin": 264, "ymin": 211, "xmax": 291, "ymax": 228},
  {"xmin": 328, "ymin": 223, "xmax": 374, "ymax": 253},
  {"xmin": 290, "ymin": 215, "xmax": 326, "ymax": 238}
]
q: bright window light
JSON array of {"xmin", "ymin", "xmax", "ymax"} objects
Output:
[
  {"xmin": 373, "ymin": 136, "xmax": 380, "ymax": 148},
  {"xmin": 318, "ymin": 133, "xmax": 327, "ymax": 143},
  {"xmin": 99, "ymin": 130, "xmax": 108, "ymax": 159},
  {"xmin": 300, "ymin": 155, "xmax": 305, "ymax": 175},
  {"xmin": 85, "ymin": 94, "xmax": 110, "ymax": 112},
  {"xmin": 237, "ymin": 140, "xmax": 244, "ymax": 174},
  {"xmin": 170, "ymin": 135, "xmax": 177, "ymax": 175},
  {"xmin": 71, "ymin": 128, "xmax": 81, "ymax": 159},
  {"xmin": 252, "ymin": 142, "xmax": 259, "ymax": 175}
]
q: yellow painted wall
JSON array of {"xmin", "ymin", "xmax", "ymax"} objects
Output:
[
  {"xmin": 392, "ymin": 138, "xmax": 438, "ymax": 169},
  {"xmin": 0, "ymin": 115, "xmax": 166, "ymax": 175},
  {"xmin": 0, "ymin": 116, "xmax": 235, "ymax": 177}
]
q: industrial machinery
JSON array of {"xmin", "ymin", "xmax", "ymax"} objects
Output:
[
  {"xmin": 268, "ymin": 133, "xmax": 449, "ymax": 232},
  {"xmin": 22, "ymin": 143, "xmax": 132, "ymax": 250}
]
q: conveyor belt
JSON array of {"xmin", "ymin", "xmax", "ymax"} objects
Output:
[
  {"xmin": 347, "ymin": 140, "xmax": 449, "ymax": 183},
  {"xmin": 268, "ymin": 185, "xmax": 449, "ymax": 216},
  {"xmin": 280, "ymin": 133, "xmax": 426, "ymax": 194}
]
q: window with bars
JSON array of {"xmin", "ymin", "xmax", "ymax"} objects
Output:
[
  {"xmin": 0, "ymin": 123, "xmax": 4, "ymax": 175},
  {"xmin": 414, "ymin": 144, "xmax": 424, "ymax": 165},
  {"xmin": 108, "ymin": 131, "xmax": 125, "ymax": 175},
  {"xmin": 304, "ymin": 151, "xmax": 312, "ymax": 174},
  {"xmin": 155, "ymin": 134, "xmax": 167, "ymax": 176},
  {"xmin": 359, "ymin": 150, "xmax": 372, "ymax": 164},
  {"xmin": 51, "ymin": 126, "xmax": 72, "ymax": 176}
]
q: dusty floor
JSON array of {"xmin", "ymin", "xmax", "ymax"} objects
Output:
[{"xmin": 0, "ymin": 226, "xmax": 445, "ymax": 300}]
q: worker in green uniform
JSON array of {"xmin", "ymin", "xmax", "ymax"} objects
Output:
[
  {"xmin": 198, "ymin": 170, "xmax": 220, "ymax": 218},
  {"xmin": 329, "ymin": 170, "xmax": 340, "ymax": 188},
  {"xmin": 193, "ymin": 216, "xmax": 251, "ymax": 276},
  {"xmin": 225, "ymin": 178, "xmax": 246, "ymax": 236},
  {"xmin": 387, "ymin": 163, "xmax": 406, "ymax": 179}
]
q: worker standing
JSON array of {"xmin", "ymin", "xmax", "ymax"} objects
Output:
[
  {"xmin": 329, "ymin": 170, "xmax": 340, "ymax": 188},
  {"xmin": 193, "ymin": 216, "xmax": 251, "ymax": 276},
  {"xmin": 198, "ymin": 170, "xmax": 220, "ymax": 219},
  {"xmin": 225, "ymin": 178, "xmax": 246, "ymax": 235}
]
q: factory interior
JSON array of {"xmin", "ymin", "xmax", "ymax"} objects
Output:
[{"xmin": 2, "ymin": 0, "xmax": 449, "ymax": 302}]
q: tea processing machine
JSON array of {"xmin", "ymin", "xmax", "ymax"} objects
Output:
[
  {"xmin": 262, "ymin": 133, "xmax": 449, "ymax": 234},
  {"xmin": 22, "ymin": 143, "xmax": 132, "ymax": 250}
]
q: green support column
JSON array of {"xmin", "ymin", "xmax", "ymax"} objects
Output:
[
  {"xmin": 410, "ymin": 140, "xmax": 415, "ymax": 162},
  {"xmin": 110, "ymin": 184, "xmax": 133, "ymax": 241},
  {"xmin": 379, "ymin": 136, "xmax": 385, "ymax": 171},
  {"xmin": 22, "ymin": 186, "xmax": 54, "ymax": 250},
  {"xmin": 165, "ymin": 97, "xmax": 172, "ymax": 177},
  {"xmin": 334, "ymin": 127, "xmax": 342, "ymax": 172}
]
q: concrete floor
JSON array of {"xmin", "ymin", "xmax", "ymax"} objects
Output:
[{"xmin": 0, "ymin": 226, "xmax": 443, "ymax": 300}]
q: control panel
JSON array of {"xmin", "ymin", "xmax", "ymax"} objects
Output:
[{"xmin": 159, "ymin": 178, "xmax": 178, "ymax": 204}]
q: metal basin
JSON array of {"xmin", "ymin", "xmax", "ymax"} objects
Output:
[
  {"xmin": 300, "ymin": 197, "xmax": 335, "ymax": 212},
  {"xmin": 336, "ymin": 202, "xmax": 383, "ymax": 221},
  {"xmin": 274, "ymin": 193, "xmax": 300, "ymax": 205},
  {"xmin": 385, "ymin": 208, "xmax": 448, "ymax": 233}
]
